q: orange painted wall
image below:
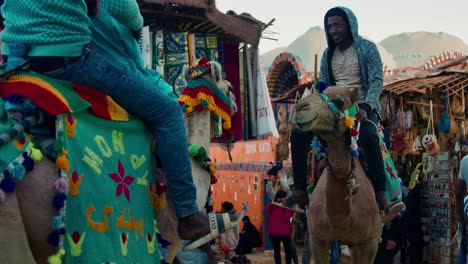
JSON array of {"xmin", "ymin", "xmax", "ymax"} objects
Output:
[{"xmin": 210, "ymin": 139, "xmax": 292, "ymax": 247}]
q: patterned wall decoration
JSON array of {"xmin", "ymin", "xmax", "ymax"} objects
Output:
[{"xmin": 163, "ymin": 33, "xmax": 189, "ymax": 96}]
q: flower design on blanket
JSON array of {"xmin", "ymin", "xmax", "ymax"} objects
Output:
[
  {"xmin": 385, "ymin": 162, "xmax": 396, "ymax": 179},
  {"xmin": 109, "ymin": 160, "xmax": 134, "ymax": 202}
]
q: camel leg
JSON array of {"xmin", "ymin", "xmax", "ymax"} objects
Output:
[
  {"xmin": 351, "ymin": 239, "xmax": 378, "ymax": 264},
  {"xmin": 310, "ymin": 236, "xmax": 330, "ymax": 264},
  {"xmin": 0, "ymin": 192, "xmax": 37, "ymax": 264},
  {"xmin": 16, "ymin": 158, "xmax": 57, "ymax": 263}
]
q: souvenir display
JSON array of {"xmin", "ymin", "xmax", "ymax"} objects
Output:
[{"xmin": 421, "ymin": 152, "xmax": 451, "ymax": 264}]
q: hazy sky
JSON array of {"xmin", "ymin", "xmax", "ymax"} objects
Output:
[{"xmin": 217, "ymin": 0, "xmax": 467, "ymax": 54}]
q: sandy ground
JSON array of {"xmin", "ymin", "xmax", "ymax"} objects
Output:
[{"xmin": 247, "ymin": 246, "xmax": 352, "ymax": 264}]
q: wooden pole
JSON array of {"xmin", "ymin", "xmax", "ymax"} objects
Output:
[{"xmin": 314, "ymin": 54, "xmax": 318, "ymax": 84}]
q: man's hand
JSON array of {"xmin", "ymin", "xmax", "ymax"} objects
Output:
[{"xmin": 386, "ymin": 240, "xmax": 397, "ymax": 250}]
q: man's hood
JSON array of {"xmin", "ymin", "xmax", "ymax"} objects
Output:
[{"xmin": 323, "ymin": 6, "xmax": 359, "ymax": 49}]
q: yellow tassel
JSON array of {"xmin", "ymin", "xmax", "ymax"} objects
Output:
[
  {"xmin": 28, "ymin": 143, "xmax": 43, "ymax": 162},
  {"xmin": 47, "ymin": 248, "xmax": 65, "ymax": 264},
  {"xmin": 65, "ymin": 115, "xmax": 77, "ymax": 139},
  {"xmin": 223, "ymin": 120, "xmax": 231, "ymax": 130},
  {"xmin": 207, "ymin": 161, "xmax": 217, "ymax": 174},
  {"xmin": 343, "ymin": 116, "xmax": 355, "ymax": 128},
  {"xmin": 56, "ymin": 150, "xmax": 69, "ymax": 172}
]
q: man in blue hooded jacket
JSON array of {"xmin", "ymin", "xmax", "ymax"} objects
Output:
[{"xmin": 292, "ymin": 6, "xmax": 404, "ymax": 223}]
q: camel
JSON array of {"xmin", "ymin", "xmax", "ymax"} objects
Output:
[
  {"xmin": 295, "ymin": 86, "xmax": 381, "ymax": 264},
  {"xmin": 0, "ymin": 59, "xmax": 237, "ymax": 263}
]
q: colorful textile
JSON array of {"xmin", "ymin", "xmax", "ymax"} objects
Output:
[
  {"xmin": 0, "ymin": 72, "xmax": 129, "ymax": 121},
  {"xmin": 0, "ymin": 96, "xmax": 32, "ymax": 186},
  {"xmin": 164, "ymin": 33, "xmax": 189, "ymax": 96},
  {"xmin": 215, "ymin": 42, "xmax": 243, "ymax": 142},
  {"xmin": 195, "ymin": 34, "xmax": 218, "ymax": 62},
  {"xmin": 344, "ymin": 105, "xmax": 402, "ymax": 202},
  {"xmin": 58, "ymin": 111, "xmax": 163, "ymax": 263},
  {"xmin": 178, "ymin": 78, "xmax": 234, "ymax": 141},
  {"xmin": 152, "ymin": 30, "xmax": 165, "ymax": 76}
]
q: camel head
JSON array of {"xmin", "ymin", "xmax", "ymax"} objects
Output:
[
  {"xmin": 295, "ymin": 86, "xmax": 358, "ymax": 138},
  {"xmin": 184, "ymin": 58, "xmax": 237, "ymax": 115}
]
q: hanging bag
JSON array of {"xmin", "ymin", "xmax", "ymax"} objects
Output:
[
  {"xmin": 391, "ymin": 97, "xmax": 407, "ymax": 153},
  {"xmin": 438, "ymin": 88, "xmax": 457, "ymax": 136},
  {"xmin": 422, "ymin": 100, "xmax": 440, "ymax": 156}
]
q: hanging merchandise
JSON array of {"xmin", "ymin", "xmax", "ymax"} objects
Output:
[
  {"xmin": 391, "ymin": 97, "xmax": 407, "ymax": 153},
  {"xmin": 451, "ymin": 84, "xmax": 465, "ymax": 114},
  {"xmin": 404, "ymin": 106, "xmax": 413, "ymax": 130},
  {"xmin": 422, "ymin": 100, "xmax": 440, "ymax": 157},
  {"xmin": 276, "ymin": 105, "xmax": 289, "ymax": 160},
  {"xmin": 438, "ymin": 88, "xmax": 457, "ymax": 136},
  {"xmin": 254, "ymin": 49, "xmax": 278, "ymax": 137}
]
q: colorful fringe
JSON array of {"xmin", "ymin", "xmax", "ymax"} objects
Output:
[
  {"xmin": 0, "ymin": 142, "xmax": 42, "ymax": 203},
  {"xmin": 178, "ymin": 78, "xmax": 234, "ymax": 141},
  {"xmin": 47, "ymin": 115, "xmax": 69, "ymax": 263}
]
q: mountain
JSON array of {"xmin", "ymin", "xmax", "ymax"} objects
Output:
[
  {"xmin": 379, "ymin": 32, "xmax": 468, "ymax": 68},
  {"xmin": 260, "ymin": 26, "xmax": 398, "ymax": 73}
]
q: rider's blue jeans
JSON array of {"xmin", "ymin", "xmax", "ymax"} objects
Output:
[{"xmin": 34, "ymin": 43, "xmax": 198, "ymax": 218}]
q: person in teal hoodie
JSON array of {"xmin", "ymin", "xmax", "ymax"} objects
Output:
[
  {"xmin": 292, "ymin": 6, "xmax": 404, "ymax": 222},
  {"xmin": 0, "ymin": 0, "xmax": 221, "ymax": 244},
  {"xmin": 90, "ymin": 8, "xmax": 177, "ymax": 101}
]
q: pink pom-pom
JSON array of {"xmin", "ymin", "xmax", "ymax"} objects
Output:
[
  {"xmin": 350, "ymin": 142, "xmax": 358, "ymax": 151},
  {"xmin": 0, "ymin": 189, "xmax": 7, "ymax": 204},
  {"xmin": 54, "ymin": 178, "xmax": 69, "ymax": 194}
]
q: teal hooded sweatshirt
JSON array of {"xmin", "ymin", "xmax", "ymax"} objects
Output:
[{"xmin": 1, "ymin": 0, "xmax": 143, "ymax": 57}]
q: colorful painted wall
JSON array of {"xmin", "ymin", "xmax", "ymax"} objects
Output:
[{"xmin": 210, "ymin": 139, "xmax": 292, "ymax": 248}]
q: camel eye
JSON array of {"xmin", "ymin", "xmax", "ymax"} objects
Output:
[{"xmin": 334, "ymin": 98, "xmax": 345, "ymax": 109}]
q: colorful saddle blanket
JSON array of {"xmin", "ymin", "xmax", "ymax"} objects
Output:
[{"xmin": 0, "ymin": 72, "xmax": 168, "ymax": 263}]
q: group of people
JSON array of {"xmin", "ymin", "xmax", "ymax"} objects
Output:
[
  {"xmin": 1, "ymin": 0, "xmax": 438, "ymax": 262},
  {"xmin": 215, "ymin": 201, "xmax": 263, "ymax": 261}
]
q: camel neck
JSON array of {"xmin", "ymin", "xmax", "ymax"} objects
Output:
[{"xmin": 323, "ymin": 138, "xmax": 352, "ymax": 225}]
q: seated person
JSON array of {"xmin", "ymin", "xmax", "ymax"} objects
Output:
[
  {"xmin": 218, "ymin": 201, "xmax": 240, "ymax": 250},
  {"xmin": 234, "ymin": 216, "xmax": 262, "ymax": 255}
]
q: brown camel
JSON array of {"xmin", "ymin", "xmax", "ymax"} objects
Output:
[
  {"xmin": 295, "ymin": 87, "xmax": 381, "ymax": 264},
  {"xmin": 0, "ymin": 60, "xmax": 237, "ymax": 263}
]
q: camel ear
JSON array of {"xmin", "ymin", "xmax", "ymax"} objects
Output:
[{"xmin": 210, "ymin": 61, "xmax": 222, "ymax": 83}]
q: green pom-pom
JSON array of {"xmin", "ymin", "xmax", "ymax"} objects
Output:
[
  {"xmin": 200, "ymin": 99, "xmax": 209, "ymax": 109},
  {"xmin": 196, "ymin": 147, "xmax": 208, "ymax": 162},
  {"xmin": 188, "ymin": 144, "xmax": 200, "ymax": 157}
]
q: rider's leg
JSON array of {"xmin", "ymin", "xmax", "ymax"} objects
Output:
[
  {"xmin": 31, "ymin": 42, "xmax": 211, "ymax": 240},
  {"xmin": 357, "ymin": 105, "xmax": 404, "ymax": 222},
  {"xmin": 291, "ymin": 127, "xmax": 313, "ymax": 205}
]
